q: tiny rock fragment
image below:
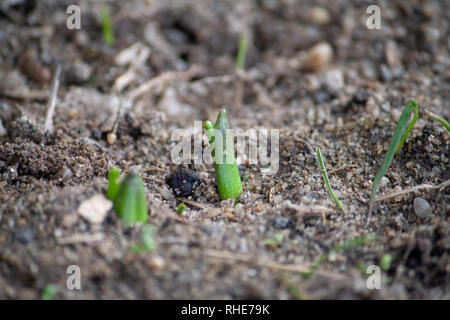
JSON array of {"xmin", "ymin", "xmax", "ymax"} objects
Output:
[
  {"xmin": 65, "ymin": 60, "xmax": 92, "ymax": 84},
  {"xmin": 385, "ymin": 40, "xmax": 401, "ymax": 67},
  {"xmin": 0, "ymin": 119, "xmax": 6, "ymax": 137},
  {"xmin": 146, "ymin": 254, "xmax": 165, "ymax": 270},
  {"xmin": 322, "ymin": 68, "xmax": 344, "ymax": 94},
  {"xmin": 78, "ymin": 194, "xmax": 113, "ymax": 224},
  {"xmin": 414, "ymin": 197, "xmax": 432, "ymax": 218},
  {"xmin": 106, "ymin": 132, "xmax": 117, "ymax": 145},
  {"xmin": 167, "ymin": 168, "xmax": 201, "ymax": 197},
  {"xmin": 308, "ymin": 7, "xmax": 330, "ymax": 25},
  {"xmin": 303, "ymin": 42, "xmax": 333, "ymax": 72},
  {"xmin": 18, "ymin": 48, "xmax": 51, "ymax": 85}
]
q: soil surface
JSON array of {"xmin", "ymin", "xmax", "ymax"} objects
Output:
[{"xmin": 0, "ymin": 0, "xmax": 449, "ymax": 299}]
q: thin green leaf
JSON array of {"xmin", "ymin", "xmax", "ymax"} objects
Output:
[
  {"xmin": 316, "ymin": 147, "xmax": 347, "ymax": 214},
  {"xmin": 368, "ymin": 99, "xmax": 419, "ymax": 215},
  {"xmin": 101, "ymin": 6, "xmax": 115, "ymax": 46},
  {"xmin": 424, "ymin": 109, "xmax": 450, "ymax": 132},
  {"xmin": 235, "ymin": 33, "xmax": 248, "ymax": 70}
]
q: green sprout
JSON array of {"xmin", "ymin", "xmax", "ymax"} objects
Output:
[
  {"xmin": 205, "ymin": 110, "xmax": 243, "ymax": 201},
  {"xmin": 302, "ymin": 235, "xmax": 376, "ymax": 278},
  {"xmin": 368, "ymin": 99, "xmax": 419, "ymax": 215},
  {"xmin": 424, "ymin": 109, "xmax": 450, "ymax": 132},
  {"xmin": 132, "ymin": 225, "xmax": 156, "ymax": 253},
  {"xmin": 101, "ymin": 5, "xmax": 115, "ymax": 46},
  {"xmin": 42, "ymin": 284, "xmax": 57, "ymax": 300},
  {"xmin": 263, "ymin": 233, "xmax": 284, "ymax": 247},
  {"xmin": 235, "ymin": 33, "xmax": 248, "ymax": 70},
  {"xmin": 316, "ymin": 147, "xmax": 347, "ymax": 214},
  {"xmin": 380, "ymin": 253, "xmax": 393, "ymax": 271},
  {"xmin": 107, "ymin": 166, "xmax": 120, "ymax": 201},
  {"xmin": 177, "ymin": 203, "xmax": 187, "ymax": 214},
  {"xmin": 114, "ymin": 170, "xmax": 148, "ymax": 225}
]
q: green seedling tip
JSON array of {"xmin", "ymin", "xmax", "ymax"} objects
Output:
[
  {"xmin": 380, "ymin": 253, "xmax": 393, "ymax": 271},
  {"xmin": 107, "ymin": 166, "xmax": 120, "ymax": 201},
  {"xmin": 236, "ymin": 33, "xmax": 248, "ymax": 70},
  {"xmin": 101, "ymin": 5, "xmax": 115, "ymax": 46},
  {"xmin": 316, "ymin": 147, "xmax": 347, "ymax": 214},
  {"xmin": 42, "ymin": 284, "xmax": 57, "ymax": 300},
  {"xmin": 114, "ymin": 170, "xmax": 148, "ymax": 225},
  {"xmin": 368, "ymin": 99, "xmax": 418, "ymax": 215},
  {"xmin": 205, "ymin": 110, "xmax": 243, "ymax": 201},
  {"xmin": 177, "ymin": 203, "xmax": 187, "ymax": 214}
]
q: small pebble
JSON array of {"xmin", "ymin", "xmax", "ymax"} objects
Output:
[
  {"xmin": 15, "ymin": 227, "xmax": 34, "ymax": 245},
  {"xmin": 106, "ymin": 132, "xmax": 117, "ymax": 145},
  {"xmin": 308, "ymin": 7, "xmax": 330, "ymax": 25},
  {"xmin": 380, "ymin": 176, "xmax": 389, "ymax": 187},
  {"xmin": 414, "ymin": 197, "xmax": 432, "ymax": 218},
  {"xmin": 303, "ymin": 42, "xmax": 333, "ymax": 72},
  {"xmin": 322, "ymin": 69, "xmax": 344, "ymax": 94}
]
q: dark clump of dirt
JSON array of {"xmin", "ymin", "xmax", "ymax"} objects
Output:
[{"xmin": 0, "ymin": 0, "xmax": 449, "ymax": 300}]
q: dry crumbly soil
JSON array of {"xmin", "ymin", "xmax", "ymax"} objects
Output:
[{"xmin": 0, "ymin": 0, "xmax": 449, "ymax": 299}]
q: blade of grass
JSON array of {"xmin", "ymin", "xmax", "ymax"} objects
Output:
[
  {"xmin": 302, "ymin": 235, "xmax": 376, "ymax": 278},
  {"xmin": 424, "ymin": 109, "xmax": 450, "ymax": 132},
  {"xmin": 368, "ymin": 99, "xmax": 419, "ymax": 215},
  {"xmin": 101, "ymin": 5, "xmax": 115, "ymax": 46},
  {"xmin": 235, "ymin": 33, "xmax": 248, "ymax": 70},
  {"xmin": 316, "ymin": 147, "xmax": 347, "ymax": 214}
]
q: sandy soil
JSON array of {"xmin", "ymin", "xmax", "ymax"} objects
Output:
[{"xmin": 0, "ymin": 0, "xmax": 448, "ymax": 299}]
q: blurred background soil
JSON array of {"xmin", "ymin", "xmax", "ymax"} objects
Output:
[{"xmin": 0, "ymin": 0, "xmax": 448, "ymax": 299}]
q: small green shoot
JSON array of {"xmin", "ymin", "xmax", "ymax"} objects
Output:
[
  {"xmin": 301, "ymin": 235, "xmax": 376, "ymax": 278},
  {"xmin": 368, "ymin": 99, "xmax": 418, "ymax": 215},
  {"xmin": 424, "ymin": 109, "xmax": 450, "ymax": 132},
  {"xmin": 132, "ymin": 225, "xmax": 156, "ymax": 253},
  {"xmin": 177, "ymin": 203, "xmax": 187, "ymax": 214},
  {"xmin": 42, "ymin": 284, "xmax": 57, "ymax": 300},
  {"xmin": 316, "ymin": 147, "xmax": 347, "ymax": 214},
  {"xmin": 205, "ymin": 110, "xmax": 243, "ymax": 201},
  {"xmin": 380, "ymin": 253, "xmax": 393, "ymax": 271},
  {"xmin": 263, "ymin": 233, "xmax": 284, "ymax": 247},
  {"xmin": 114, "ymin": 170, "xmax": 148, "ymax": 225},
  {"xmin": 101, "ymin": 5, "xmax": 115, "ymax": 46},
  {"xmin": 235, "ymin": 33, "xmax": 248, "ymax": 70},
  {"xmin": 107, "ymin": 166, "xmax": 120, "ymax": 201}
]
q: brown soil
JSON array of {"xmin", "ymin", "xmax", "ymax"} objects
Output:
[{"xmin": 0, "ymin": 0, "xmax": 448, "ymax": 299}]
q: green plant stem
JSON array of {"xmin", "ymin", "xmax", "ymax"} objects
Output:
[
  {"xmin": 368, "ymin": 99, "xmax": 419, "ymax": 215},
  {"xmin": 205, "ymin": 110, "xmax": 243, "ymax": 200},
  {"xmin": 101, "ymin": 5, "xmax": 115, "ymax": 46},
  {"xmin": 235, "ymin": 33, "xmax": 248, "ymax": 70},
  {"xmin": 316, "ymin": 147, "xmax": 347, "ymax": 214},
  {"xmin": 424, "ymin": 109, "xmax": 450, "ymax": 132}
]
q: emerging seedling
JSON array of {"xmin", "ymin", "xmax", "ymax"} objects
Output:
[
  {"xmin": 101, "ymin": 5, "xmax": 115, "ymax": 46},
  {"xmin": 110, "ymin": 169, "xmax": 148, "ymax": 225},
  {"xmin": 132, "ymin": 225, "xmax": 156, "ymax": 253},
  {"xmin": 42, "ymin": 284, "xmax": 57, "ymax": 300},
  {"xmin": 302, "ymin": 235, "xmax": 376, "ymax": 278},
  {"xmin": 234, "ymin": 33, "xmax": 248, "ymax": 109},
  {"xmin": 316, "ymin": 147, "xmax": 347, "ymax": 214},
  {"xmin": 205, "ymin": 110, "xmax": 243, "ymax": 201},
  {"xmin": 177, "ymin": 203, "xmax": 187, "ymax": 214},
  {"xmin": 424, "ymin": 109, "xmax": 450, "ymax": 132},
  {"xmin": 235, "ymin": 33, "xmax": 248, "ymax": 70},
  {"xmin": 107, "ymin": 166, "xmax": 120, "ymax": 201},
  {"xmin": 368, "ymin": 99, "xmax": 418, "ymax": 215}
]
